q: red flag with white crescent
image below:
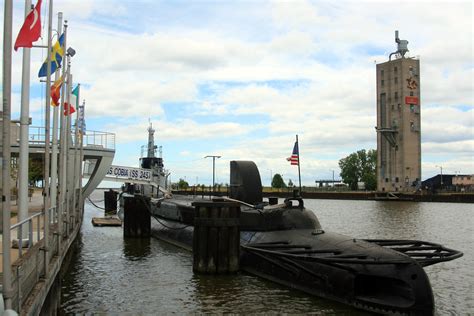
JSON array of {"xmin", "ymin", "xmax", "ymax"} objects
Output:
[{"xmin": 14, "ymin": 0, "xmax": 43, "ymax": 51}]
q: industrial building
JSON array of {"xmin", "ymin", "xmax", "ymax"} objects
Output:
[{"xmin": 376, "ymin": 31, "xmax": 421, "ymax": 192}]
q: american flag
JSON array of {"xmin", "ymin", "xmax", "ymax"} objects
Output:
[{"xmin": 287, "ymin": 141, "xmax": 299, "ymax": 165}]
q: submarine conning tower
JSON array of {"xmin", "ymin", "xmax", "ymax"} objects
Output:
[
  {"xmin": 229, "ymin": 161, "xmax": 263, "ymax": 205},
  {"xmin": 140, "ymin": 122, "xmax": 164, "ymax": 170}
]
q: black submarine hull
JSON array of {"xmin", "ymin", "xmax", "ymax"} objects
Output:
[
  {"xmin": 149, "ymin": 198, "xmax": 440, "ymax": 315},
  {"xmin": 131, "ymin": 160, "xmax": 461, "ymax": 315}
]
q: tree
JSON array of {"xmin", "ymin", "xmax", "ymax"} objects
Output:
[
  {"xmin": 177, "ymin": 178, "xmax": 189, "ymax": 190},
  {"xmin": 29, "ymin": 157, "xmax": 43, "ymax": 186},
  {"xmin": 338, "ymin": 149, "xmax": 377, "ymax": 190},
  {"xmin": 271, "ymin": 173, "xmax": 287, "ymax": 188}
]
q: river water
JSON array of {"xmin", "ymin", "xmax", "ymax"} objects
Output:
[{"xmin": 60, "ymin": 190, "xmax": 473, "ymax": 315}]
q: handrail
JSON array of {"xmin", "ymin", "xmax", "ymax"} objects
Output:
[
  {"xmin": 9, "ymin": 210, "xmax": 44, "ymax": 258},
  {"xmin": 10, "ymin": 212, "xmax": 42, "ymax": 230},
  {"xmin": 8, "ymin": 205, "xmax": 61, "ymax": 259},
  {"xmin": 27, "ymin": 126, "xmax": 115, "ymax": 150}
]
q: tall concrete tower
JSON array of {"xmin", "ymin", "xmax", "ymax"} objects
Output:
[{"xmin": 376, "ymin": 31, "xmax": 421, "ymax": 192}]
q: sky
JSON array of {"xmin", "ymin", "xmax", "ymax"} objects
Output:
[{"xmin": 2, "ymin": 0, "xmax": 473, "ymax": 187}]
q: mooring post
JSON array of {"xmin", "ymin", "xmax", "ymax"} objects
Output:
[
  {"xmin": 123, "ymin": 195, "xmax": 151, "ymax": 238},
  {"xmin": 104, "ymin": 189, "xmax": 118, "ymax": 215},
  {"xmin": 192, "ymin": 200, "xmax": 240, "ymax": 274}
]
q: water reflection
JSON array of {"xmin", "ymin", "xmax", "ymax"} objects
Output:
[
  {"xmin": 122, "ymin": 237, "xmax": 151, "ymax": 260},
  {"xmin": 60, "ymin": 193, "xmax": 473, "ymax": 315},
  {"xmin": 190, "ymin": 273, "xmax": 366, "ymax": 314}
]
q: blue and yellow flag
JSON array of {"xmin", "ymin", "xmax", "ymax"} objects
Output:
[{"xmin": 38, "ymin": 33, "xmax": 65, "ymax": 77}]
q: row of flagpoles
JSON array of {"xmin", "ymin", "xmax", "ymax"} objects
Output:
[{"xmin": 2, "ymin": 0, "xmax": 85, "ymax": 310}]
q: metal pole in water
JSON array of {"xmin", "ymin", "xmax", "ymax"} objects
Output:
[
  {"xmin": 66, "ymin": 73, "xmax": 73, "ymax": 230},
  {"xmin": 43, "ymin": 0, "xmax": 54, "ymax": 276},
  {"xmin": 58, "ymin": 20, "xmax": 68, "ymax": 237},
  {"xmin": 50, "ymin": 11, "xmax": 63, "ymax": 221},
  {"xmin": 2, "ymin": 0, "xmax": 14, "ymax": 309},
  {"xmin": 17, "ymin": 0, "xmax": 32, "ymax": 240}
]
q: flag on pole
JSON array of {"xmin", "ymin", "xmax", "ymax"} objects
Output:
[
  {"xmin": 14, "ymin": 0, "xmax": 43, "ymax": 51},
  {"xmin": 38, "ymin": 33, "xmax": 65, "ymax": 77},
  {"xmin": 50, "ymin": 76, "xmax": 64, "ymax": 106},
  {"xmin": 64, "ymin": 84, "xmax": 79, "ymax": 116},
  {"xmin": 63, "ymin": 103, "xmax": 76, "ymax": 116},
  {"xmin": 71, "ymin": 84, "xmax": 79, "ymax": 107},
  {"xmin": 78, "ymin": 102, "xmax": 86, "ymax": 135},
  {"xmin": 287, "ymin": 141, "xmax": 299, "ymax": 165}
]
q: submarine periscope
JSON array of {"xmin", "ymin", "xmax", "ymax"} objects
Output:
[{"xmin": 145, "ymin": 161, "xmax": 462, "ymax": 315}]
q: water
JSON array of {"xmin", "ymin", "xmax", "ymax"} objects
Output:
[{"xmin": 60, "ymin": 191, "xmax": 473, "ymax": 315}]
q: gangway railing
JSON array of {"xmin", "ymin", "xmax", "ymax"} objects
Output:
[
  {"xmin": 27, "ymin": 126, "xmax": 115, "ymax": 150},
  {"xmin": 82, "ymin": 130, "xmax": 115, "ymax": 150}
]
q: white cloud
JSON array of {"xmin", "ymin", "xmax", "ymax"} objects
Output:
[{"xmin": 2, "ymin": 0, "xmax": 472, "ymax": 183}]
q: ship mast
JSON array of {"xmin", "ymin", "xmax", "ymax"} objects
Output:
[{"xmin": 147, "ymin": 122, "xmax": 156, "ymax": 158}]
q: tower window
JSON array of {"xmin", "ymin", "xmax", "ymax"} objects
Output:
[
  {"xmin": 381, "ymin": 69, "xmax": 384, "ymax": 77},
  {"xmin": 410, "ymin": 91, "xmax": 414, "ymax": 96},
  {"xmin": 394, "ymin": 77, "xmax": 398, "ymax": 84},
  {"xmin": 394, "ymin": 66, "xmax": 398, "ymax": 73},
  {"xmin": 381, "ymin": 80, "xmax": 384, "ymax": 86},
  {"xmin": 394, "ymin": 92, "xmax": 398, "ymax": 100}
]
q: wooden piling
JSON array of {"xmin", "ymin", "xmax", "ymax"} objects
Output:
[
  {"xmin": 192, "ymin": 200, "xmax": 240, "ymax": 274},
  {"xmin": 123, "ymin": 195, "xmax": 151, "ymax": 238},
  {"xmin": 104, "ymin": 189, "xmax": 118, "ymax": 215}
]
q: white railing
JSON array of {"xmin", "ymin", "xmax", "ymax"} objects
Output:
[
  {"xmin": 27, "ymin": 126, "xmax": 115, "ymax": 150},
  {"xmin": 82, "ymin": 129, "xmax": 115, "ymax": 150},
  {"xmin": 9, "ymin": 212, "xmax": 43, "ymax": 258}
]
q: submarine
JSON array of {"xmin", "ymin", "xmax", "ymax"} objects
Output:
[{"xmin": 142, "ymin": 160, "xmax": 463, "ymax": 315}]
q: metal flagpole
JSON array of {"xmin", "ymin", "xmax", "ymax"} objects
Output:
[
  {"xmin": 296, "ymin": 134, "xmax": 302, "ymax": 196},
  {"xmin": 58, "ymin": 20, "xmax": 68, "ymax": 236},
  {"xmin": 50, "ymin": 12, "xmax": 63, "ymax": 223},
  {"xmin": 2, "ymin": 0, "xmax": 14, "ymax": 309},
  {"xmin": 17, "ymin": 0, "xmax": 33, "ymax": 240},
  {"xmin": 43, "ymin": 0, "xmax": 54, "ymax": 276},
  {"xmin": 78, "ymin": 100, "xmax": 85, "ymax": 217},
  {"xmin": 65, "ymin": 73, "xmax": 73, "ymax": 231},
  {"xmin": 72, "ymin": 84, "xmax": 80, "ymax": 223}
]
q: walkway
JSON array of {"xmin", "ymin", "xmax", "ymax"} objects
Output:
[{"xmin": 0, "ymin": 189, "xmax": 45, "ymax": 273}]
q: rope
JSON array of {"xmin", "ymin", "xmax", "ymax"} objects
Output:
[
  {"xmin": 86, "ymin": 196, "xmax": 106, "ymax": 210},
  {"xmin": 136, "ymin": 195, "xmax": 190, "ymax": 231}
]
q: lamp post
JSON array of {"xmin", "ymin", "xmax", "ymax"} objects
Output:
[{"xmin": 204, "ymin": 155, "xmax": 221, "ymax": 190}]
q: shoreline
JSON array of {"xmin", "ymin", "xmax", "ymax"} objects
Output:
[{"xmin": 168, "ymin": 190, "xmax": 474, "ymax": 203}]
